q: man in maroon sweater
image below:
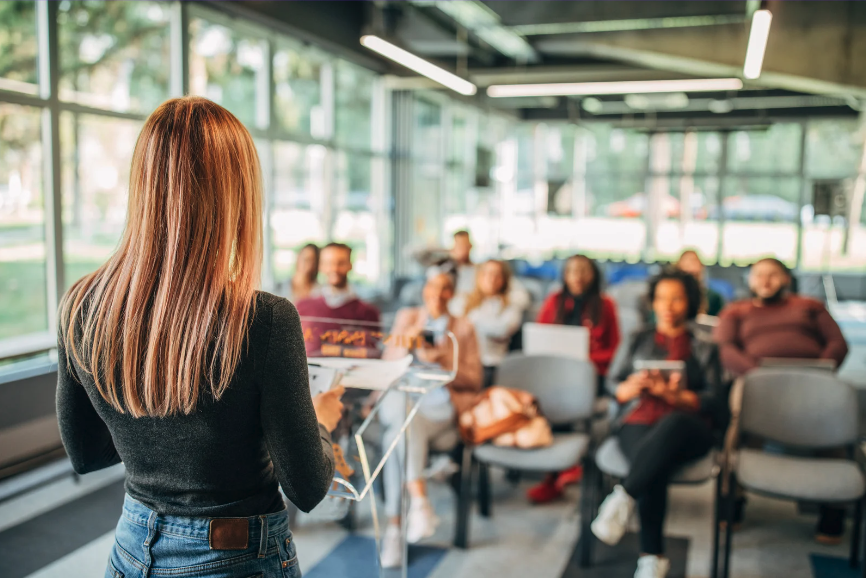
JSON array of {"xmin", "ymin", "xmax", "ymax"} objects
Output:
[
  {"xmin": 715, "ymin": 258, "xmax": 848, "ymax": 375},
  {"xmin": 714, "ymin": 257, "xmax": 849, "ymax": 543},
  {"xmin": 295, "ymin": 243, "xmax": 381, "ymax": 357}
]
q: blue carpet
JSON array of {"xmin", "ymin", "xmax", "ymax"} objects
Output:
[
  {"xmin": 305, "ymin": 535, "xmax": 447, "ymax": 578},
  {"xmin": 811, "ymin": 554, "xmax": 860, "ymax": 578}
]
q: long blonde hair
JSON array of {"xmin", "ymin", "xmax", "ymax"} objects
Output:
[
  {"xmin": 60, "ymin": 97, "xmax": 263, "ymax": 418},
  {"xmin": 464, "ymin": 259, "xmax": 511, "ymax": 314}
]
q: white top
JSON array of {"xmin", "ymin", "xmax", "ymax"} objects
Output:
[{"xmin": 465, "ymin": 297, "xmax": 525, "ymax": 367}]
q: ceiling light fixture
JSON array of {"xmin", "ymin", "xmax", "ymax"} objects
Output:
[
  {"xmin": 486, "ymin": 78, "xmax": 744, "ymax": 98},
  {"xmin": 360, "ymin": 35, "xmax": 477, "ymax": 96},
  {"xmin": 743, "ymin": 9, "xmax": 772, "ymax": 79}
]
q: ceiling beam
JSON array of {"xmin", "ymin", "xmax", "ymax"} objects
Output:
[
  {"xmin": 509, "ymin": 14, "xmax": 747, "ymax": 36},
  {"xmin": 468, "ymin": 65, "xmax": 692, "ymax": 87}
]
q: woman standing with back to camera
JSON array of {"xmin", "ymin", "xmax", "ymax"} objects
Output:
[{"xmin": 57, "ymin": 97, "xmax": 344, "ymax": 578}]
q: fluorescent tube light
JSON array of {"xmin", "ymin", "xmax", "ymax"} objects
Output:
[
  {"xmin": 360, "ymin": 35, "xmax": 477, "ymax": 96},
  {"xmin": 486, "ymin": 78, "xmax": 744, "ymax": 98},
  {"xmin": 743, "ymin": 9, "xmax": 772, "ymax": 79}
]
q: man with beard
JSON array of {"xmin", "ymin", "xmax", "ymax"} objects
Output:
[
  {"xmin": 714, "ymin": 257, "xmax": 848, "ymax": 376},
  {"xmin": 714, "ymin": 257, "xmax": 849, "ymax": 544}
]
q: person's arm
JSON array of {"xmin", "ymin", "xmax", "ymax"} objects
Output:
[
  {"xmin": 261, "ymin": 299, "xmax": 335, "ymax": 513},
  {"xmin": 536, "ymin": 293, "xmax": 559, "ymax": 324},
  {"xmin": 56, "ymin": 332, "xmax": 121, "ymax": 474},
  {"xmin": 508, "ymin": 279, "xmax": 532, "ymax": 312},
  {"xmin": 714, "ymin": 307, "xmax": 758, "ymax": 376},
  {"xmin": 448, "ymin": 322, "xmax": 483, "ymax": 394},
  {"xmin": 814, "ymin": 304, "xmax": 849, "ymax": 368},
  {"xmin": 590, "ymin": 298, "xmax": 621, "ymax": 368},
  {"xmin": 470, "ymin": 302, "xmax": 523, "ymax": 341}
]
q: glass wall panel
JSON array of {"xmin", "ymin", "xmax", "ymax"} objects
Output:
[
  {"xmin": 189, "ymin": 18, "xmax": 266, "ymax": 128},
  {"xmin": 806, "ymin": 120, "xmax": 863, "ymax": 179},
  {"xmin": 333, "ymin": 152, "xmax": 380, "ymax": 286},
  {"xmin": 334, "ymin": 60, "xmax": 373, "ymax": 150},
  {"xmin": 61, "ymin": 113, "xmax": 142, "ymax": 288},
  {"xmin": 58, "ymin": 1, "xmax": 171, "ymax": 113},
  {"xmin": 0, "ymin": 1, "xmax": 39, "ymax": 94},
  {"xmin": 270, "ymin": 141, "xmax": 328, "ymax": 285},
  {"xmin": 273, "ymin": 42, "xmax": 325, "ymax": 138},
  {"xmin": 720, "ymin": 176, "xmax": 801, "ymax": 266},
  {"xmin": 0, "ymin": 104, "xmax": 45, "ymax": 340},
  {"xmin": 727, "ymin": 123, "xmax": 802, "ymax": 174}
]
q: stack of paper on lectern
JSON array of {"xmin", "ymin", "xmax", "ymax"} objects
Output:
[
  {"xmin": 307, "ymin": 365, "xmax": 344, "ymax": 396},
  {"xmin": 310, "ymin": 354, "xmax": 413, "ymax": 390}
]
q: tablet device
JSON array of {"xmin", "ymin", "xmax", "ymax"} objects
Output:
[
  {"xmin": 633, "ymin": 359, "xmax": 686, "ymax": 383},
  {"xmin": 522, "ymin": 323, "xmax": 589, "ymax": 361}
]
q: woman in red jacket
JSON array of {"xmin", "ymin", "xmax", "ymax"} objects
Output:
[{"xmin": 528, "ymin": 254, "xmax": 621, "ymax": 503}]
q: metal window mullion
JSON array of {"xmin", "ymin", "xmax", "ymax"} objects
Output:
[
  {"xmin": 169, "ymin": 1, "xmax": 190, "ymax": 97},
  {"xmin": 795, "ymin": 121, "xmax": 808, "ymax": 269},
  {"xmin": 37, "ymin": 0, "xmax": 64, "ymax": 332},
  {"xmin": 716, "ymin": 131, "xmax": 730, "ymax": 264}
]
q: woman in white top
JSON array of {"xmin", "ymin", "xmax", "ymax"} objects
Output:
[{"xmin": 464, "ymin": 260, "xmax": 526, "ymax": 387}]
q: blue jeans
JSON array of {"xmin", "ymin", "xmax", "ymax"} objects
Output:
[{"xmin": 106, "ymin": 495, "xmax": 301, "ymax": 578}]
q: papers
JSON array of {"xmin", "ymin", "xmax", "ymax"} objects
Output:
[
  {"xmin": 311, "ymin": 354, "xmax": 413, "ymax": 390},
  {"xmin": 308, "ymin": 365, "xmax": 343, "ymax": 396},
  {"xmin": 522, "ymin": 322, "xmax": 590, "ymax": 361}
]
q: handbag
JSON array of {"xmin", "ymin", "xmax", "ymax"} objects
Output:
[{"xmin": 458, "ymin": 386, "xmax": 553, "ymax": 449}]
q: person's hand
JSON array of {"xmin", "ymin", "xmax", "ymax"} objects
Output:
[
  {"xmin": 645, "ymin": 370, "xmax": 674, "ymax": 398},
  {"xmin": 313, "ymin": 385, "xmax": 345, "ymax": 432},
  {"xmin": 615, "ymin": 371, "xmax": 651, "ymax": 404}
]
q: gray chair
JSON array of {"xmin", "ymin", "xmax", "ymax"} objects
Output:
[
  {"xmin": 717, "ymin": 369, "xmax": 866, "ymax": 578},
  {"xmin": 607, "ymin": 280, "xmax": 649, "ymax": 314},
  {"xmin": 454, "ymin": 353, "xmax": 597, "ymax": 563}
]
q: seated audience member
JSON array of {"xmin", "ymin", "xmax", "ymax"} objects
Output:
[
  {"xmin": 464, "ymin": 260, "xmax": 525, "ymax": 388},
  {"xmin": 714, "ymin": 256, "xmax": 849, "ymax": 542},
  {"xmin": 526, "ymin": 254, "xmax": 620, "ymax": 503},
  {"xmin": 285, "ymin": 243, "xmax": 320, "ymax": 302},
  {"xmin": 448, "ymin": 230, "xmax": 530, "ymax": 316},
  {"xmin": 715, "ymin": 257, "xmax": 848, "ymax": 375},
  {"xmin": 295, "ymin": 243, "xmax": 380, "ymax": 356},
  {"xmin": 676, "ymin": 249, "xmax": 724, "ymax": 316},
  {"xmin": 591, "ymin": 269, "xmax": 723, "ymax": 578},
  {"xmin": 379, "ymin": 267, "xmax": 482, "ymax": 568}
]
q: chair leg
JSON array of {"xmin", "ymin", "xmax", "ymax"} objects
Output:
[
  {"xmin": 505, "ymin": 469, "xmax": 521, "ymax": 485},
  {"xmin": 851, "ymin": 498, "xmax": 863, "ymax": 568},
  {"xmin": 722, "ymin": 474, "xmax": 736, "ymax": 578},
  {"xmin": 478, "ymin": 463, "xmax": 492, "ymax": 518},
  {"xmin": 711, "ymin": 471, "xmax": 722, "ymax": 578},
  {"xmin": 453, "ymin": 445, "xmax": 475, "ymax": 549},
  {"xmin": 578, "ymin": 457, "xmax": 595, "ymax": 568}
]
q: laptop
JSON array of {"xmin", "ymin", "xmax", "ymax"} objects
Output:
[
  {"xmin": 522, "ymin": 322, "xmax": 590, "ymax": 361},
  {"xmin": 759, "ymin": 358, "xmax": 836, "ymax": 371}
]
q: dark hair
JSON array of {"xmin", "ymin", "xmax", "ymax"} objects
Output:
[
  {"xmin": 557, "ymin": 254, "xmax": 603, "ymax": 325},
  {"xmin": 453, "ymin": 230, "xmax": 470, "ymax": 239},
  {"xmin": 648, "ymin": 267, "xmax": 702, "ymax": 321},
  {"xmin": 322, "ymin": 242, "xmax": 352, "ymax": 257},
  {"xmin": 753, "ymin": 257, "xmax": 791, "ymax": 277}
]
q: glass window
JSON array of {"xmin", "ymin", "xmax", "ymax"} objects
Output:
[
  {"xmin": 727, "ymin": 124, "xmax": 802, "ymax": 174},
  {"xmin": 720, "ymin": 176, "xmax": 801, "ymax": 266},
  {"xmin": 58, "ymin": 0, "xmax": 171, "ymax": 113},
  {"xmin": 584, "ymin": 125, "xmax": 649, "ymax": 175},
  {"xmin": 273, "ymin": 42, "xmax": 325, "ymax": 138},
  {"xmin": 61, "ymin": 113, "xmax": 142, "ymax": 289},
  {"xmin": 270, "ymin": 141, "xmax": 328, "ymax": 283},
  {"xmin": 0, "ymin": 1, "xmax": 39, "ymax": 94},
  {"xmin": 333, "ymin": 153, "xmax": 381, "ymax": 286},
  {"xmin": 0, "ymin": 104, "xmax": 46, "ymax": 340},
  {"xmin": 806, "ymin": 120, "xmax": 864, "ymax": 178},
  {"xmin": 578, "ymin": 174, "xmax": 647, "ymax": 260},
  {"xmin": 412, "ymin": 98, "xmax": 441, "ymax": 162},
  {"xmin": 334, "ymin": 60, "xmax": 373, "ymax": 150},
  {"xmin": 189, "ymin": 18, "xmax": 267, "ymax": 128}
]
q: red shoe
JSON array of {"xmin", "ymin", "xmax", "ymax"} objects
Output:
[
  {"xmin": 526, "ymin": 475, "xmax": 564, "ymax": 504},
  {"xmin": 554, "ymin": 465, "xmax": 583, "ymax": 490}
]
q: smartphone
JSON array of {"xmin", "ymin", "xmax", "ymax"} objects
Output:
[{"xmin": 423, "ymin": 332, "xmax": 436, "ymax": 347}]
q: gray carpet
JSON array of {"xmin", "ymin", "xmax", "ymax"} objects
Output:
[{"xmin": 561, "ymin": 533, "xmax": 690, "ymax": 578}]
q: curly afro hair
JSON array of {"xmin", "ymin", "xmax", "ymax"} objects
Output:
[{"xmin": 648, "ymin": 267, "xmax": 703, "ymax": 321}]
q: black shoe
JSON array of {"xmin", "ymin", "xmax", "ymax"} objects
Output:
[{"xmin": 816, "ymin": 506, "xmax": 845, "ymax": 545}]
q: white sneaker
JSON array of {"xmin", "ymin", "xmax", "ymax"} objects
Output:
[
  {"xmin": 590, "ymin": 484, "xmax": 635, "ymax": 546},
  {"xmin": 634, "ymin": 555, "xmax": 670, "ymax": 578},
  {"xmin": 380, "ymin": 524, "xmax": 403, "ymax": 569},
  {"xmin": 406, "ymin": 497, "xmax": 439, "ymax": 544}
]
